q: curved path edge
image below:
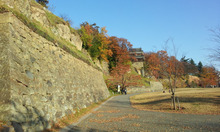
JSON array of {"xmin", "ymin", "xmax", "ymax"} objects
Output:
[{"xmin": 59, "ymin": 96, "xmax": 115, "ymax": 132}]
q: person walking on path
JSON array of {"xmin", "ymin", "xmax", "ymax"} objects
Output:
[
  {"xmin": 124, "ymin": 87, "xmax": 127, "ymax": 95},
  {"xmin": 117, "ymin": 84, "xmax": 120, "ymax": 94}
]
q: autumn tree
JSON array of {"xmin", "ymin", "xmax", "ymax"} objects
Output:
[
  {"xmin": 110, "ymin": 63, "xmax": 140, "ymax": 87},
  {"xmin": 145, "ymin": 50, "xmax": 184, "ymax": 106},
  {"xmin": 36, "ymin": 0, "xmax": 49, "ymax": 8},
  {"xmin": 78, "ymin": 23, "xmax": 142, "ymax": 90},
  {"xmin": 180, "ymin": 56, "xmax": 198, "ymax": 76},
  {"xmin": 78, "ymin": 22, "xmax": 98, "ymax": 50},
  {"xmin": 144, "ymin": 51, "xmax": 163, "ymax": 79},
  {"xmin": 162, "ymin": 40, "xmax": 184, "ymax": 110},
  {"xmin": 158, "ymin": 38, "xmax": 184, "ymax": 110},
  {"xmin": 78, "ymin": 22, "xmax": 112, "ymax": 61},
  {"xmin": 164, "ymin": 55, "xmax": 184, "ymax": 109},
  {"xmin": 108, "ymin": 37, "xmax": 132, "ymax": 70},
  {"xmin": 106, "ymin": 37, "xmax": 142, "ymax": 90},
  {"xmin": 97, "ymin": 27, "xmax": 113, "ymax": 61},
  {"xmin": 200, "ymin": 66, "xmax": 218, "ymax": 87}
]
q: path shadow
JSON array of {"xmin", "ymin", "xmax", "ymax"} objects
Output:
[
  {"xmin": 4, "ymin": 101, "xmax": 51, "ymax": 132},
  {"xmin": 134, "ymin": 97, "xmax": 220, "ymax": 105},
  {"xmin": 60, "ymin": 125, "xmax": 108, "ymax": 132}
]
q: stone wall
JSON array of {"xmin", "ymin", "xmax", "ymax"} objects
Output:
[
  {"xmin": 132, "ymin": 62, "xmax": 144, "ymax": 76},
  {"xmin": 127, "ymin": 81, "xmax": 163, "ymax": 94},
  {"xmin": 94, "ymin": 60, "xmax": 109, "ymax": 75},
  {"xmin": 150, "ymin": 81, "xmax": 163, "ymax": 92},
  {"xmin": 0, "ymin": 12, "xmax": 109, "ymax": 131},
  {"xmin": 0, "ymin": 0, "xmax": 82, "ymax": 51},
  {"xmin": 0, "ymin": 0, "xmax": 32, "ymax": 17},
  {"xmin": 0, "ymin": 12, "xmax": 11, "ymax": 123},
  {"xmin": 127, "ymin": 86, "xmax": 151, "ymax": 94},
  {"xmin": 101, "ymin": 61, "xmax": 109, "ymax": 75}
]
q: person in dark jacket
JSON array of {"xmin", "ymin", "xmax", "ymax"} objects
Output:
[{"xmin": 124, "ymin": 87, "xmax": 127, "ymax": 95}]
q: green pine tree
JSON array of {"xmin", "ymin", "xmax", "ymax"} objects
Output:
[{"xmin": 197, "ymin": 61, "xmax": 203, "ymax": 76}]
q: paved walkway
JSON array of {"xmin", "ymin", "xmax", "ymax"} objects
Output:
[{"xmin": 60, "ymin": 94, "xmax": 220, "ymax": 132}]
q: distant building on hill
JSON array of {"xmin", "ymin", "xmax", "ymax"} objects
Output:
[
  {"xmin": 129, "ymin": 48, "xmax": 145, "ymax": 76},
  {"xmin": 129, "ymin": 48, "xmax": 145, "ymax": 62}
]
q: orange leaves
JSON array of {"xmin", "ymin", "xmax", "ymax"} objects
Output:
[
  {"xmin": 200, "ymin": 66, "xmax": 218, "ymax": 87},
  {"xmin": 79, "ymin": 22, "xmax": 114, "ymax": 61},
  {"xmin": 110, "ymin": 63, "xmax": 142, "ymax": 88},
  {"xmin": 84, "ymin": 24, "xmax": 93, "ymax": 35},
  {"xmin": 146, "ymin": 53, "xmax": 161, "ymax": 79},
  {"xmin": 145, "ymin": 50, "xmax": 184, "ymax": 81},
  {"xmin": 145, "ymin": 51, "xmax": 169, "ymax": 79},
  {"xmin": 145, "ymin": 50, "xmax": 218, "ymax": 88},
  {"xmin": 109, "ymin": 37, "xmax": 132, "ymax": 65},
  {"xmin": 101, "ymin": 27, "xmax": 108, "ymax": 37},
  {"xmin": 108, "ymin": 37, "xmax": 142, "ymax": 87},
  {"xmin": 97, "ymin": 28, "xmax": 113, "ymax": 61}
]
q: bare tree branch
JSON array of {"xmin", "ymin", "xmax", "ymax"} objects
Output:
[{"xmin": 208, "ymin": 27, "xmax": 220, "ymax": 64}]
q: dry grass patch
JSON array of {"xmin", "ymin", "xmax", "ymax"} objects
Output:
[{"xmin": 130, "ymin": 88, "xmax": 220, "ymax": 115}]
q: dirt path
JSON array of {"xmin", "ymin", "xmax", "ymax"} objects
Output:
[{"xmin": 60, "ymin": 94, "xmax": 220, "ymax": 132}]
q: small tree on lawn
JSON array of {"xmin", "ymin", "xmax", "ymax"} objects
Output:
[
  {"xmin": 165, "ymin": 56, "xmax": 184, "ymax": 110},
  {"xmin": 161, "ymin": 39, "xmax": 184, "ymax": 110}
]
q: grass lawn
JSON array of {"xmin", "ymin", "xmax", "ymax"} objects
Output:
[{"xmin": 130, "ymin": 88, "xmax": 220, "ymax": 115}]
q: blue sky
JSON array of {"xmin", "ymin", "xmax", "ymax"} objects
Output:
[{"xmin": 48, "ymin": 0, "xmax": 220, "ymax": 69}]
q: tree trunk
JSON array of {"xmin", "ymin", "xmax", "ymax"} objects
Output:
[
  {"xmin": 171, "ymin": 93, "xmax": 176, "ymax": 110},
  {"xmin": 177, "ymin": 97, "xmax": 180, "ymax": 110}
]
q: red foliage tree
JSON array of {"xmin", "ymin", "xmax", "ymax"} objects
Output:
[
  {"xmin": 107, "ymin": 37, "xmax": 142, "ymax": 90},
  {"xmin": 108, "ymin": 37, "xmax": 132, "ymax": 70},
  {"xmin": 110, "ymin": 62, "xmax": 142, "ymax": 89},
  {"xmin": 144, "ymin": 52, "xmax": 161, "ymax": 79},
  {"xmin": 200, "ymin": 66, "xmax": 218, "ymax": 87},
  {"xmin": 145, "ymin": 50, "xmax": 184, "ymax": 110}
]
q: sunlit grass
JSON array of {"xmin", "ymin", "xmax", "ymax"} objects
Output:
[{"xmin": 130, "ymin": 88, "xmax": 220, "ymax": 115}]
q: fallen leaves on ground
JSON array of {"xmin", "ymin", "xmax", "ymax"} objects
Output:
[
  {"xmin": 89, "ymin": 114, "xmax": 139, "ymax": 123},
  {"xmin": 132, "ymin": 123, "xmax": 141, "ymax": 127},
  {"xmin": 93, "ymin": 110, "xmax": 120, "ymax": 114},
  {"xmin": 96, "ymin": 114, "xmax": 104, "ymax": 117}
]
